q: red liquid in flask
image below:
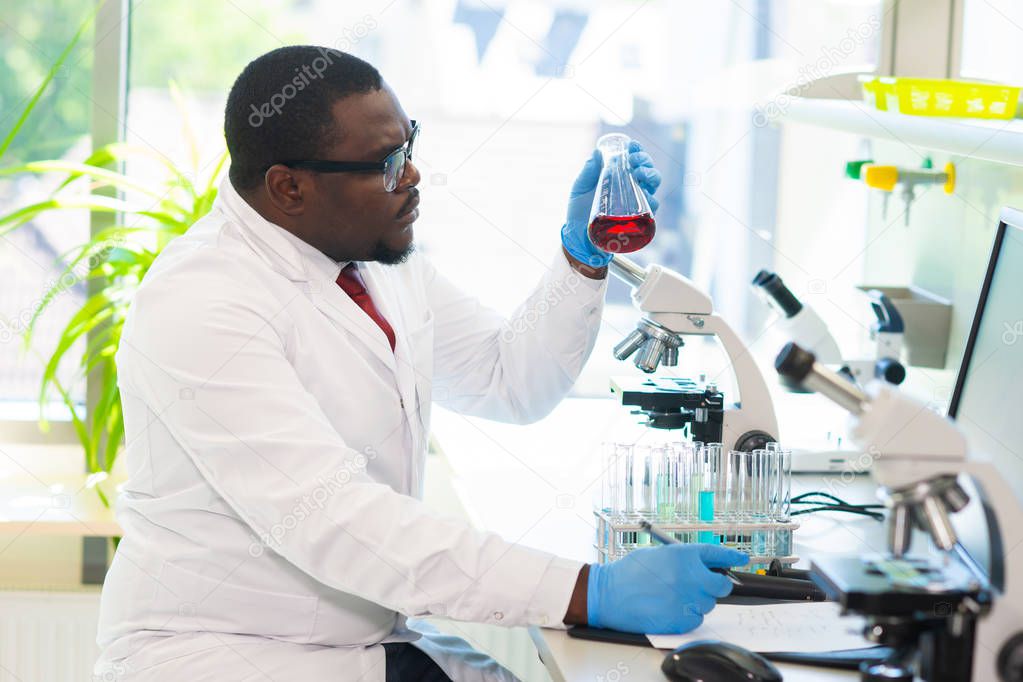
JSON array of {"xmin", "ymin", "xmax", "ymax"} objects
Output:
[{"xmin": 588, "ymin": 213, "xmax": 656, "ymax": 254}]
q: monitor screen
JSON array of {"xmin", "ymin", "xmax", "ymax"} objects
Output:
[{"xmin": 947, "ymin": 210, "xmax": 1023, "ymax": 585}]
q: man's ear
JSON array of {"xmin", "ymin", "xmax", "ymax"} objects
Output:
[{"xmin": 264, "ymin": 165, "xmax": 307, "ymax": 216}]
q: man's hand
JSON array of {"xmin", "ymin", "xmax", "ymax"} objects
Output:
[
  {"xmin": 561, "ymin": 140, "xmax": 662, "ymax": 276},
  {"xmin": 563, "ymin": 544, "xmax": 748, "ymax": 634}
]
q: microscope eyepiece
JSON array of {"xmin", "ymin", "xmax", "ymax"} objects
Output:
[{"xmin": 751, "ymin": 270, "xmax": 803, "ymax": 318}]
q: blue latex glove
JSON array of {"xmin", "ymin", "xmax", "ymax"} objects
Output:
[
  {"xmin": 587, "ymin": 544, "xmax": 748, "ymax": 634},
  {"xmin": 561, "ymin": 139, "xmax": 663, "ymax": 268}
]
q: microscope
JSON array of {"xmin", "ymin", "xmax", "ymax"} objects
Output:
[
  {"xmin": 775, "ymin": 342, "xmax": 1023, "ymax": 682},
  {"xmin": 606, "ymin": 255, "xmax": 779, "ymax": 452},
  {"xmin": 752, "ymin": 269, "xmax": 906, "ymax": 387}
]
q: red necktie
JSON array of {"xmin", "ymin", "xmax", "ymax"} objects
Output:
[{"xmin": 336, "ymin": 264, "xmax": 397, "ymax": 352}]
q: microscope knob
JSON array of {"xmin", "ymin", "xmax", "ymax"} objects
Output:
[
  {"xmin": 874, "ymin": 357, "xmax": 906, "ymax": 385},
  {"xmin": 997, "ymin": 631, "xmax": 1023, "ymax": 682},
  {"xmin": 733, "ymin": 430, "xmax": 775, "ymax": 453},
  {"xmin": 774, "ymin": 342, "xmax": 816, "ymax": 383}
]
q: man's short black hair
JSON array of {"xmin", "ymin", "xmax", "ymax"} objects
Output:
[{"xmin": 224, "ymin": 45, "xmax": 382, "ymax": 192}]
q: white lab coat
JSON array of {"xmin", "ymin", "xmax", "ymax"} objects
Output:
[{"xmin": 94, "ymin": 177, "xmax": 607, "ymax": 681}]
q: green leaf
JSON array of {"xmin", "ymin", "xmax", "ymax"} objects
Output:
[
  {"xmin": 101, "ymin": 394, "xmax": 124, "ymax": 475},
  {"xmin": 0, "ymin": 5, "xmax": 100, "ymax": 160},
  {"xmin": 82, "ymin": 324, "xmax": 120, "ymax": 370},
  {"xmin": 38, "ymin": 294, "xmax": 116, "ymax": 405},
  {"xmin": 43, "ymin": 377, "xmax": 93, "ymax": 470},
  {"xmin": 0, "ymin": 160, "xmax": 165, "ymax": 198},
  {"xmin": 23, "ymin": 230, "xmax": 143, "ymax": 346},
  {"xmin": 89, "ymin": 359, "xmax": 119, "ymax": 459},
  {"xmin": 202, "ymin": 149, "xmax": 230, "ymax": 196},
  {"xmin": 0, "ymin": 194, "xmax": 142, "ymax": 237},
  {"xmin": 74, "ymin": 142, "xmax": 196, "ymax": 191}
]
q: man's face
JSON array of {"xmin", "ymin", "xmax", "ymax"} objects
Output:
[{"xmin": 281, "ymin": 84, "xmax": 420, "ymax": 264}]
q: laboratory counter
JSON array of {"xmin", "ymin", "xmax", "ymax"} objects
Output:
[{"xmin": 431, "ymin": 398, "xmax": 887, "ymax": 682}]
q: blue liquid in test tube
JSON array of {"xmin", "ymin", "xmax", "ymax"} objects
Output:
[{"xmin": 698, "ymin": 489, "xmax": 717, "ymax": 544}]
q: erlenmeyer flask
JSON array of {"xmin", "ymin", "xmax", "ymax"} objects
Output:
[{"xmin": 587, "ymin": 133, "xmax": 656, "ymax": 254}]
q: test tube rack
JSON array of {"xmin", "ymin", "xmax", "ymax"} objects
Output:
[{"xmin": 593, "ymin": 509, "xmax": 799, "ymax": 570}]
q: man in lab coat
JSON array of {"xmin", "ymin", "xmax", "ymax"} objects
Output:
[{"xmin": 95, "ymin": 46, "xmax": 747, "ymax": 681}]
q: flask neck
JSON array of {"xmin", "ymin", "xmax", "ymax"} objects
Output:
[{"xmin": 596, "ymin": 133, "xmax": 630, "ymax": 160}]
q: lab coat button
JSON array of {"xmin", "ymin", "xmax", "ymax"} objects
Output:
[{"xmin": 493, "ymin": 611, "xmax": 504, "ymax": 621}]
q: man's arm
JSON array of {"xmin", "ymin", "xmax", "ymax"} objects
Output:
[
  {"xmin": 118, "ymin": 264, "xmax": 584, "ymax": 628},
  {"xmin": 424, "ymin": 249, "xmax": 607, "ymax": 424},
  {"xmin": 563, "ymin": 564, "xmax": 589, "ymax": 625}
]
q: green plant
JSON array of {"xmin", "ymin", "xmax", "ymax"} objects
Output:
[
  {"xmin": 3, "ymin": 145, "xmax": 227, "ymax": 503},
  {"xmin": 1, "ymin": 34, "xmax": 227, "ymax": 503}
]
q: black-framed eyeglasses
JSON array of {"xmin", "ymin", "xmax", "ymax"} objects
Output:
[{"xmin": 272, "ymin": 120, "xmax": 419, "ymax": 192}]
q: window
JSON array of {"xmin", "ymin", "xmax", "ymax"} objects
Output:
[
  {"xmin": 1, "ymin": 0, "xmax": 888, "ymax": 433},
  {"xmin": 960, "ymin": 0, "xmax": 1023, "ymax": 84},
  {"xmin": 0, "ymin": 1, "xmax": 96, "ymax": 424}
]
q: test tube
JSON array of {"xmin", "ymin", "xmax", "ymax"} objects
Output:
[
  {"xmin": 596, "ymin": 442, "xmax": 615, "ymax": 553},
  {"xmin": 724, "ymin": 450, "xmax": 747, "ymax": 521},
  {"xmin": 598, "ymin": 442, "xmax": 615, "ymax": 515},
  {"xmin": 617, "ymin": 444, "xmax": 637, "ymax": 549},
  {"xmin": 654, "ymin": 445, "xmax": 677, "ymax": 521},
  {"xmin": 773, "ymin": 446, "xmax": 793, "ymax": 556},
  {"xmin": 707, "ymin": 443, "xmax": 729, "ymax": 518},
  {"xmin": 669, "ymin": 442, "xmax": 686, "ymax": 521},
  {"xmin": 697, "ymin": 444, "xmax": 719, "ymax": 544},
  {"xmin": 773, "ymin": 447, "xmax": 792, "ymax": 521},
  {"xmin": 632, "ymin": 445, "xmax": 654, "ymax": 545},
  {"xmin": 675, "ymin": 443, "xmax": 699, "ymax": 523},
  {"xmin": 749, "ymin": 449, "xmax": 772, "ymax": 556}
]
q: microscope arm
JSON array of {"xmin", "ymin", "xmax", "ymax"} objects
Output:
[
  {"xmin": 610, "ymin": 256, "xmax": 780, "ymax": 447},
  {"xmin": 644, "ymin": 311, "xmax": 779, "ymax": 440}
]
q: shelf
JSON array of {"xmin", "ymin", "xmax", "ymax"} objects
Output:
[{"xmin": 784, "ymin": 97, "xmax": 1023, "ymax": 167}]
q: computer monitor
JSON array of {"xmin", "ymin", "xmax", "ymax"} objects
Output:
[{"xmin": 946, "ymin": 206, "xmax": 1023, "ymax": 585}]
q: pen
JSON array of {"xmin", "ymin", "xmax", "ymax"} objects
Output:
[{"xmin": 639, "ymin": 520, "xmax": 742, "ymax": 586}]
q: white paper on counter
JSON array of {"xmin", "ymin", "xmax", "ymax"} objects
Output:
[{"xmin": 647, "ymin": 602, "xmax": 869, "ymax": 653}]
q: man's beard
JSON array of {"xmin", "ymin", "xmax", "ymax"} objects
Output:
[{"xmin": 369, "ymin": 239, "xmax": 415, "ymax": 265}]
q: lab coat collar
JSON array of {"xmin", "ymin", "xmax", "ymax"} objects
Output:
[
  {"xmin": 215, "ymin": 175, "xmax": 397, "ymax": 373},
  {"xmin": 215, "ymin": 175, "xmax": 347, "ymax": 284}
]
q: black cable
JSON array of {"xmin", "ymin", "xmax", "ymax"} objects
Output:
[
  {"xmin": 791, "ymin": 505, "xmax": 885, "ymax": 521},
  {"xmin": 792, "ymin": 491, "xmax": 884, "ymax": 508},
  {"xmin": 789, "ymin": 490, "xmax": 886, "ymax": 521}
]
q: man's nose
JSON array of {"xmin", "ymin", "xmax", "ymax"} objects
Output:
[{"xmin": 398, "ymin": 160, "xmax": 420, "ymax": 190}]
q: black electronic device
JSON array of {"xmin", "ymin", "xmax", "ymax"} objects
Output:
[{"xmin": 661, "ymin": 640, "xmax": 782, "ymax": 682}]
